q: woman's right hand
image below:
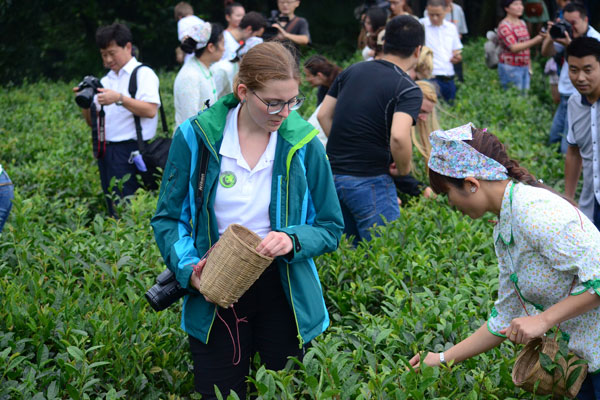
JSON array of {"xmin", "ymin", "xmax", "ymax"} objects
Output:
[{"xmin": 409, "ymin": 352, "xmax": 442, "ymax": 369}]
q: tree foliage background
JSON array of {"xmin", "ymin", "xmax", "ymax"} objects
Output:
[
  {"xmin": 0, "ymin": 0, "xmax": 365, "ymax": 85},
  {"xmin": 2, "ymin": 0, "xmax": 598, "ymax": 85}
]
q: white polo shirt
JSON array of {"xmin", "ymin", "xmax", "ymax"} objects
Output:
[
  {"xmin": 420, "ymin": 18, "xmax": 463, "ymax": 77},
  {"xmin": 95, "ymin": 57, "xmax": 161, "ymax": 142},
  {"xmin": 214, "ymin": 104, "xmax": 278, "ymax": 239}
]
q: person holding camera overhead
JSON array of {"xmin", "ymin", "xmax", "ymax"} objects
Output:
[
  {"xmin": 542, "ymin": 2, "xmax": 600, "ymax": 153},
  {"xmin": 151, "ymin": 41, "xmax": 343, "ymax": 398},
  {"xmin": 270, "ymin": 0, "xmax": 311, "ymax": 46},
  {"xmin": 496, "ymin": 0, "xmax": 546, "ymax": 93},
  {"xmin": 174, "ymin": 21, "xmax": 224, "ymax": 128},
  {"xmin": 74, "ymin": 23, "xmax": 160, "ymax": 217}
]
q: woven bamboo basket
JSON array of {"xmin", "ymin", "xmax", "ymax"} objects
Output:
[
  {"xmin": 199, "ymin": 224, "xmax": 273, "ymax": 308},
  {"xmin": 512, "ymin": 336, "xmax": 588, "ymax": 399}
]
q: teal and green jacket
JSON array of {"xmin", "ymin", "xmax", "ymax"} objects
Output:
[{"xmin": 151, "ymin": 94, "xmax": 344, "ymax": 346}]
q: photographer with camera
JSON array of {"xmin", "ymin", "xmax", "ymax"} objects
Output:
[
  {"xmin": 269, "ymin": 0, "xmax": 310, "ymax": 46},
  {"xmin": 74, "ymin": 23, "xmax": 160, "ymax": 217},
  {"xmin": 541, "ymin": 3, "xmax": 600, "ymax": 153}
]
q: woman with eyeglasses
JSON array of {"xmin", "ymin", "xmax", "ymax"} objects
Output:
[{"xmin": 151, "ymin": 41, "xmax": 344, "ymax": 399}]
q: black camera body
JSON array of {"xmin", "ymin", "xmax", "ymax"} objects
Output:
[
  {"xmin": 550, "ymin": 20, "xmax": 573, "ymax": 40},
  {"xmin": 75, "ymin": 75, "xmax": 103, "ymax": 109},
  {"xmin": 145, "ymin": 269, "xmax": 188, "ymax": 311},
  {"xmin": 262, "ymin": 11, "xmax": 290, "ymax": 41}
]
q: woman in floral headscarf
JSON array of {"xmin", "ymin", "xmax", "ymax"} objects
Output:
[
  {"xmin": 409, "ymin": 124, "xmax": 600, "ymax": 399},
  {"xmin": 174, "ymin": 21, "xmax": 225, "ymax": 128}
]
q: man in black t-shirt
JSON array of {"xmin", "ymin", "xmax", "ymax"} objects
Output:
[{"xmin": 318, "ymin": 16, "xmax": 424, "ymax": 244}]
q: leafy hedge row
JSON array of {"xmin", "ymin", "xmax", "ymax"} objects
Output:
[{"xmin": 0, "ymin": 40, "xmax": 566, "ymax": 399}]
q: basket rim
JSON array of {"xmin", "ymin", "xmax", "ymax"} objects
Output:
[{"xmin": 226, "ymin": 224, "xmax": 273, "ymax": 262}]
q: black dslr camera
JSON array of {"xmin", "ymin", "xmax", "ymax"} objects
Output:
[
  {"xmin": 262, "ymin": 11, "xmax": 290, "ymax": 41},
  {"xmin": 145, "ymin": 269, "xmax": 188, "ymax": 311},
  {"xmin": 550, "ymin": 20, "xmax": 573, "ymax": 40},
  {"xmin": 75, "ymin": 75, "xmax": 103, "ymax": 109}
]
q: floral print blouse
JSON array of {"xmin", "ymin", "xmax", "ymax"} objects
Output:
[{"xmin": 487, "ymin": 182, "xmax": 600, "ymax": 372}]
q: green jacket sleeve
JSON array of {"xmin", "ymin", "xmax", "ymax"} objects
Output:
[
  {"xmin": 278, "ymin": 138, "xmax": 344, "ymax": 260},
  {"xmin": 150, "ymin": 128, "xmax": 200, "ymax": 289}
]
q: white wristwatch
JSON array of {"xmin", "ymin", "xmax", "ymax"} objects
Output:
[
  {"xmin": 116, "ymin": 93, "xmax": 124, "ymax": 106},
  {"xmin": 440, "ymin": 352, "xmax": 446, "ymax": 365}
]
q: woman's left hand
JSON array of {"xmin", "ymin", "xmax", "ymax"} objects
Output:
[
  {"xmin": 500, "ymin": 315, "xmax": 550, "ymax": 344},
  {"xmin": 256, "ymin": 231, "xmax": 293, "ymax": 258}
]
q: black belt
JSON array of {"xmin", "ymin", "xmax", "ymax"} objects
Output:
[
  {"xmin": 434, "ymin": 75, "xmax": 455, "ymax": 82},
  {"xmin": 106, "ymin": 139, "xmax": 139, "ymax": 145}
]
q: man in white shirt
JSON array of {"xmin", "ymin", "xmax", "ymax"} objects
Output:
[
  {"xmin": 541, "ymin": 3, "xmax": 600, "ymax": 153},
  {"xmin": 420, "ymin": 0, "xmax": 463, "ymax": 103},
  {"xmin": 77, "ymin": 23, "xmax": 160, "ymax": 216},
  {"xmin": 424, "ymin": 0, "xmax": 468, "ymax": 81},
  {"xmin": 564, "ymin": 37, "xmax": 600, "ymax": 230}
]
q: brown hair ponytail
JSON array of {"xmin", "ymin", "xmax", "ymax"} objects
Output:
[{"xmin": 429, "ymin": 127, "xmax": 577, "ymax": 206}]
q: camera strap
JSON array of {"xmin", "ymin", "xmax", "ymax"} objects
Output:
[
  {"xmin": 129, "ymin": 64, "xmax": 169, "ymax": 154},
  {"xmin": 90, "ymin": 103, "xmax": 106, "ymax": 159},
  {"xmin": 98, "ymin": 106, "xmax": 106, "ymax": 157}
]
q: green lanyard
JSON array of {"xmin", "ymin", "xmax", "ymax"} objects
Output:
[{"xmin": 194, "ymin": 57, "xmax": 217, "ymax": 98}]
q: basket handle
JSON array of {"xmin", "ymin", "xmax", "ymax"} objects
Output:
[{"xmin": 512, "ymin": 277, "xmax": 576, "ymax": 338}]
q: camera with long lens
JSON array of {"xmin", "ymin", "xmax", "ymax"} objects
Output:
[
  {"xmin": 550, "ymin": 20, "xmax": 573, "ymax": 40},
  {"xmin": 262, "ymin": 11, "xmax": 290, "ymax": 41},
  {"xmin": 145, "ymin": 269, "xmax": 188, "ymax": 312},
  {"xmin": 75, "ymin": 76, "xmax": 103, "ymax": 109}
]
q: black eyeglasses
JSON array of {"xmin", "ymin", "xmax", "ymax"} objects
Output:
[{"xmin": 251, "ymin": 90, "xmax": 305, "ymax": 115}]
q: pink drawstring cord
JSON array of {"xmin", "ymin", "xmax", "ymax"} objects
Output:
[{"xmin": 216, "ymin": 305, "xmax": 248, "ymax": 365}]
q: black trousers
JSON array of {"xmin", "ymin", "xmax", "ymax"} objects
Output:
[
  {"xmin": 97, "ymin": 140, "xmax": 140, "ymax": 217},
  {"xmin": 188, "ymin": 264, "xmax": 303, "ymax": 399}
]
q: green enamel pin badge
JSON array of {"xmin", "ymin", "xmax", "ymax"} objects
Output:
[{"xmin": 219, "ymin": 171, "xmax": 237, "ymax": 188}]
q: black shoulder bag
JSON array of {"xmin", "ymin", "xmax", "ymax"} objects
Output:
[
  {"xmin": 130, "ymin": 64, "xmax": 171, "ymax": 190},
  {"xmin": 145, "ymin": 142, "xmax": 210, "ymax": 311}
]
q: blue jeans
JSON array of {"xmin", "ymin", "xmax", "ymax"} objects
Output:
[
  {"xmin": 549, "ymin": 95, "xmax": 570, "ymax": 154},
  {"xmin": 431, "ymin": 77, "xmax": 457, "ymax": 103},
  {"xmin": 334, "ymin": 174, "xmax": 400, "ymax": 244},
  {"xmin": 0, "ymin": 170, "xmax": 14, "ymax": 233},
  {"xmin": 498, "ymin": 63, "xmax": 530, "ymax": 92},
  {"xmin": 577, "ymin": 372, "xmax": 600, "ymax": 400}
]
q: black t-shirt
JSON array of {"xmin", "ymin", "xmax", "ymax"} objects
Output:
[
  {"xmin": 326, "ymin": 60, "xmax": 422, "ymax": 176},
  {"xmin": 316, "ymin": 85, "xmax": 328, "ymax": 106},
  {"xmin": 284, "ymin": 16, "xmax": 311, "ymax": 43}
]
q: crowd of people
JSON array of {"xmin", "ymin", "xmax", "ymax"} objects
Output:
[{"xmin": 1, "ymin": 0, "xmax": 597, "ymax": 398}]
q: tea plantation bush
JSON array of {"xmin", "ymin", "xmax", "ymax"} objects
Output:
[{"xmin": 0, "ymin": 40, "xmax": 567, "ymax": 399}]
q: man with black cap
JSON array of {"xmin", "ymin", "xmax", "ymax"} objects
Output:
[{"xmin": 318, "ymin": 15, "xmax": 424, "ymax": 245}]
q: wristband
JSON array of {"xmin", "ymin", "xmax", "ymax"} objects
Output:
[{"xmin": 440, "ymin": 352, "xmax": 446, "ymax": 365}]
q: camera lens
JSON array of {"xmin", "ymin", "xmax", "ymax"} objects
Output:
[{"xmin": 75, "ymin": 87, "xmax": 95, "ymax": 109}]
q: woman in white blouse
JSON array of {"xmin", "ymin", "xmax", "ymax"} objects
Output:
[
  {"xmin": 174, "ymin": 21, "xmax": 224, "ymax": 128},
  {"xmin": 409, "ymin": 124, "xmax": 600, "ymax": 399}
]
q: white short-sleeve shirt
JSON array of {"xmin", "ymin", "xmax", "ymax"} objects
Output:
[
  {"xmin": 96, "ymin": 57, "xmax": 160, "ymax": 142},
  {"xmin": 420, "ymin": 18, "xmax": 463, "ymax": 77},
  {"xmin": 221, "ymin": 30, "xmax": 241, "ymax": 61},
  {"xmin": 214, "ymin": 104, "xmax": 278, "ymax": 239}
]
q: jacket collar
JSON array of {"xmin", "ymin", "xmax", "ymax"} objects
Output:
[
  {"xmin": 494, "ymin": 181, "xmax": 515, "ymax": 246},
  {"xmin": 194, "ymin": 93, "xmax": 317, "ymax": 147}
]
